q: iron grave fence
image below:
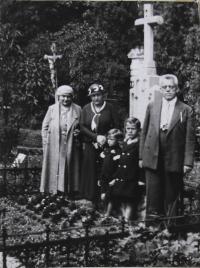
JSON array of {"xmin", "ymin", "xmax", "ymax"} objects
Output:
[{"xmin": 0, "ymin": 216, "xmax": 128, "ymax": 268}]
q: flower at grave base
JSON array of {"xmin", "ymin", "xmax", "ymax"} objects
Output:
[
  {"xmin": 82, "ymin": 216, "xmax": 92, "ymax": 226},
  {"xmin": 33, "ymin": 203, "xmax": 43, "ymax": 212},
  {"xmin": 100, "ymin": 152, "xmax": 105, "ymax": 158},
  {"xmin": 157, "ymin": 228, "xmax": 171, "ymax": 238},
  {"xmin": 59, "ymin": 207, "xmax": 67, "ymax": 217},
  {"xmin": 17, "ymin": 195, "xmax": 27, "ymax": 205},
  {"xmin": 28, "ymin": 195, "xmax": 41, "ymax": 205},
  {"xmin": 51, "ymin": 211, "xmax": 62, "ymax": 223},
  {"xmin": 77, "ymin": 206, "xmax": 88, "ymax": 216},
  {"xmin": 61, "ymin": 219, "xmax": 70, "ymax": 229},
  {"xmin": 113, "ymin": 155, "xmax": 120, "ymax": 161},
  {"xmin": 59, "ymin": 195, "xmax": 69, "ymax": 206},
  {"xmin": 41, "ymin": 198, "xmax": 47, "ymax": 206},
  {"xmin": 68, "ymin": 201, "xmax": 77, "ymax": 211},
  {"xmin": 42, "ymin": 206, "xmax": 50, "ymax": 218},
  {"xmin": 31, "ymin": 214, "xmax": 37, "ymax": 220},
  {"xmin": 138, "ymin": 222, "xmax": 145, "ymax": 229},
  {"xmin": 49, "ymin": 202, "xmax": 57, "ymax": 212},
  {"xmin": 19, "ymin": 217, "xmax": 27, "ymax": 226},
  {"xmin": 82, "ymin": 216, "xmax": 87, "ymax": 223}
]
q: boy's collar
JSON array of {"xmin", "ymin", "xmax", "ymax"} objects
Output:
[{"xmin": 124, "ymin": 137, "xmax": 138, "ymax": 144}]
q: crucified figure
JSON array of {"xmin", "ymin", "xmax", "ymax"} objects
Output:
[{"xmin": 44, "ymin": 43, "xmax": 62, "ymax": 90}]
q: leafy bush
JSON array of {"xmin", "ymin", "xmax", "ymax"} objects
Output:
[{"xmin": 0, "ymin": 125, "xmax": 18, "ymax": 162}]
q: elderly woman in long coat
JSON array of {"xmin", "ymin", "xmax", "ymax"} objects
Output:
[{"xmin": 40, "ymin": 85, "xmax": 82, "ymax": 195}]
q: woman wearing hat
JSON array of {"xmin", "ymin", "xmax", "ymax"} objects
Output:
[
  {"xmin": 80, "ymin": 83, "xmax": 118, "ymax": 202},
  {"xmin": 40, "ymin": 85, "xmax": 82, "ymax": 196}
]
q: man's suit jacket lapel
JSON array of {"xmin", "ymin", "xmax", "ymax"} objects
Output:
[{"xmin": 152, "ymin": 95, "xmax": 162, "ymax": 135}]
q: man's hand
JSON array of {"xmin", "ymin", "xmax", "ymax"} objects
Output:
[
  {"xmin": 109, "ymin": 179, "xmax": 116, "ymax": 186},
  {"xmin": 139, "ymin": 160, "xmax": 143, "ymax": 168},
  {"xmin": 97, "ymin": 135, "xmax": 106, "ymax": 146},
  {"xmin": 183, "ymin": 165, "xmax": 192, "ymax": 174}
]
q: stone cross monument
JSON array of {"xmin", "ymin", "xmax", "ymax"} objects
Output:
[
  {"xmin": 128, "ymin": 4, "xmax": 163, "ymax": 126},
  {"xmin": 44, "ymin": 43, "xmax": 62, "ymax": 92}
]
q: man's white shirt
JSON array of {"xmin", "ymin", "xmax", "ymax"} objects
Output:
[{"xmin": 160, "ymin": 97, "xmax": 177, "ymax": 130}]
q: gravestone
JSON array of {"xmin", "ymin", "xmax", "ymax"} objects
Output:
[{"xmin": 128, "ymin": 4, "xmax": 163, "ymax": 126}]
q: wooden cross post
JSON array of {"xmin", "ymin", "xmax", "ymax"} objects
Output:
[
  {"xmin": 2, "ymin": 89, "xmax": 11, "ymax": 125},
  {"xmin": 135, "ymin": 4, "xmax": 163, "ymax": 71},
  {"xmin": 44, "ymin": 43, "xmax": 62, "ymax": 91}
]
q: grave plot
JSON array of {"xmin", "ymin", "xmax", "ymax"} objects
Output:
[
  {"xmin": 0, "ymin": 197, "xmax": 47, "ymax": 236},
  {"xmin": 0, "ymin": 162, "xmax": 200, "ymax": 267},
  {"xmin": 1, "ymin": 193, "xmax": 200, "ymax": 267},
  {"xmin": 1, "ymin": 194, "xmax": 122, "ymax": 231},
  {"xmin": 110, "ymin": 223, "xmax": 200, "ymax": 267},
  {"xmin": 0, "ymin": 196, "xmax": 128, "ymax": 267}
]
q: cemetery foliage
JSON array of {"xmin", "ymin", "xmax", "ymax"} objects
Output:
[
  {"xmin": 0, "ymin": 1, "xmax": 199, "ymax": 130},
  {"xmin": 0, "ymin": 3, "xmax": 200, "ymax": 265},
  {"xmin": 2, "ymin": 193, "xmax": 200, "ymax": 266},
  {"xmin": 154, "ymin": 3, "xmax": 200, "ymax": 124},
  {"xmin": 0, "ymin": 158, "xmax": 199, "ymax": 266}
]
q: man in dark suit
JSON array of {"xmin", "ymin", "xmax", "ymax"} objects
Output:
[{"xmin": 139, "ymin": 74, "xmax": 195, "ymax": 219}]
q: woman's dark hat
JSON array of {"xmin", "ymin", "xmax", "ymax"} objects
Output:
[{"xmin": 88, "ymin": 83, "xmax": 104, "ymax": 96}]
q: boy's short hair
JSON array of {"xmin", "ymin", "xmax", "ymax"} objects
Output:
[
  {"xmin": 124, "ymin": 117, "xmax": 141, "ymax": 130},
  {"xmin": 107, "ymin": 128, "xmax": 123, "ymax": 141}
]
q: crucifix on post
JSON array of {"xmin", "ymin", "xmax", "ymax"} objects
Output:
[
  {"xmin": 44, "ymin": 43, "xmax": 62, "ymax": 93},
  {"xmin": 135, "ymin": 3, "xmax": 163, "ymax": 74}
]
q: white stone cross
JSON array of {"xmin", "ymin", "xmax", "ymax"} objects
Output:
[
  {"xmin": 135, "ymin": 4, "xmax": 163, "ymax": 70},
  {"xmin": 44, "ymin": 43, "xmax": 62, "ymax": 90}
]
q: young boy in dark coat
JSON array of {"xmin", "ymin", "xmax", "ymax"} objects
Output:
[
  {"xmin": 99, "ymin": 129, "xmax": 123, "ymax": 216},
  {"xmin": 110, "ymin": 117, "xmax": 141, "ymax": 221}
]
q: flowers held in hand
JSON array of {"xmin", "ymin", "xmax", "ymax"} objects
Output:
[
  {"xmin": 113, "ymin": 155, "xmax": 120, "ymax": 161},
  {"xmin": 109, "ymin": 179, "xmax": 116, "ymax": 186},
  {"xmin": 100, "ymin": 152, "xmax": 105, "ymax": 158},
  {"xmin": 73, "ymin": 128, "xmax": 80, "ymax": 137}
]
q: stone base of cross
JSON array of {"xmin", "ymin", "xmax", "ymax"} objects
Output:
[
  {"xmin": 129, "ymin": 75, "xmax": 160, "ymax": 125},
  {"xmin": 128, "ymin": 48, "xmax": 160, "ymax": 126}
]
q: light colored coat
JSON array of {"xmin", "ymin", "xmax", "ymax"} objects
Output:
[
  {"xmin": 40, "ymin": 102, "xmax": 82, "ymax": 194},
  {"xmin": 140, "ymin": 95, "xmax": 195, "ymax": 172}
]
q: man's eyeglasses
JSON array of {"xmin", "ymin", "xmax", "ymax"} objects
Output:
[{"xmin": 162, "ymin": 85, "xmax": 176, "ymax": 90}]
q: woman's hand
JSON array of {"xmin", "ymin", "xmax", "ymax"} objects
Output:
[
  {"xmin": 73, "ymin": 129, "xmax": 80, "ymax": 137},
  {"xmin": 101, "ymin": 193, "xmax": 106, "ymax": 201},
  {"xmin": 97, "ymin": 135, "xmax": 106, "ymax": 146},
  {"xmin": 109, "ymin": 179, "xmax": 116, "ymax": 186},
  {"xmin": 183, "ymin": 165, "xmax": 192, "ymax": 174},
  {"xmin": 139, "ymin": 160, "xmax": 143, "ymax": 168}
]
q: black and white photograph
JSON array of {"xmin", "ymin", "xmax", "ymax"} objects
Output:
[{"xmin": 0, "ymin": 0, "xmax": 200, "ymax": 267}]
